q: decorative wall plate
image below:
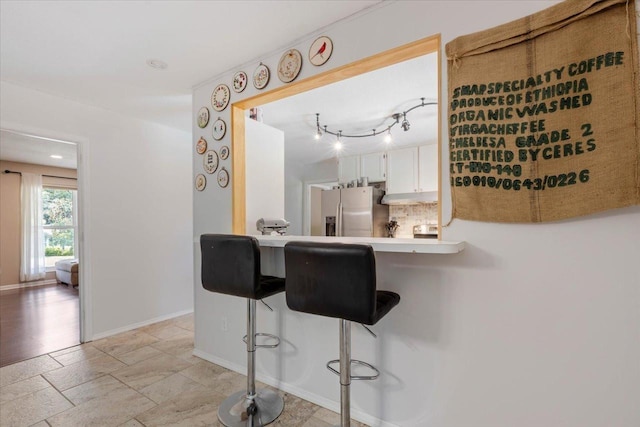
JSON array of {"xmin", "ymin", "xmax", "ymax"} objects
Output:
[
  {"xmin": 195, "ymin": 174, "xmax": 207, "ymax": 191},
  {"xmin": 212, "ymin": 118, "xmax": 226, "ymax": 141},
  {"xmin": 197, "ymin": 107, "xmax": 210, "ymax": 128},
  {"xmin": 253, "ymin": 63, "xmax": 270, "ymax": 90},
  {"xmin": 203, "ymin": 149, "xmax": 219, "ymax": 174},
  {"xmin": 278, "ymin": 49, "xmax": 302, "ymax": 83},
  {"xmin": 217, "ymin": 167, "xmax": 229, "ymax": 188},
  {"xmin": 219, "ymin": 145, "xmax": 229, "ymax": 160},
  {"xmin": 232, "ymin": 71, "xmax": 248, "ymax": 93},
  {"xmin": 309, "ymin": 36, "xmax": 333, "ymax": 66},
  {"xmin": 211, "ymin": 84, "xmax": 230, "ymax": 111},
  {"xmin": 196, "ymin": 137, "xmax": 208, "ymax": 154}
]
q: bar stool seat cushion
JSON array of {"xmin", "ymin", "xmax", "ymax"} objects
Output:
[
  {"xmin": 201, "ymin": 234, "xmax": 285, "ymax": 300},
  {"xmin": 284, "ymin": 241, "xmax": 400, "ymax": 325},
  {"xmin": 373, "ymin": 290, "xmax": 401, "ymax": 325},
  {"xmin": 257, "ymin": 275, "xmax": 287, "ymax": 299}
]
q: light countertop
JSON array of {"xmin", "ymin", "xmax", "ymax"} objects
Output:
[{"xmin": 254, "ymin": 234, "xmax": 465, "ymax": 254}]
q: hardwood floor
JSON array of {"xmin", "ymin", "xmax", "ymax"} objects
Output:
[{"xmin": 0, "ymin": 283, "xmax": 79, "ymax": 367}]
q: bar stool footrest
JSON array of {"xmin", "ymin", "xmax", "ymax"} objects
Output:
[
  {"xmin": 326, "ymin": 359, "xmax": 380, "ymax": 380},
  {"xmin": 242, "ymin": 332, "xmax": 281, "ymax": 348}
]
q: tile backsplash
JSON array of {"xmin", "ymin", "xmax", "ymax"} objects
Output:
[{"xmin": 389, "ymin": 203, "xmax": 438, "ymax": 238}]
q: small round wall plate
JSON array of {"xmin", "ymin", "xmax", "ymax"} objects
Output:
[
  {"xmin": 217, "ymin": 167, "xmax": 229, "ymax": 188},
  {"xmin": 195, "ymin": 174, "xmax": 207, "ymax": 191},
  {"xmin": 277, "ymin": 49, "xmax": 302, "ymax": 83},
  {"xmin": 197, "ymin": 107, "xmax": 210, "ymax": 128},
  {"xmin": 253, "ymin": 63, "xmax": 270, "ymax": 90},
  {"xmin": 212, "ymin": 118, "xmax": 226, "ymax": 141},
  {"xmin": 196, "ymin": 137, "xmax": 208, "ymax": 154},
  {"xmin": 232, "ymin": 71, "xmax": 248, "ymax": 93},
  {"xmin": 219, "ymin": 145, "xmax": 229, "ymax": 160},
  {"xmin": 203, "ymin": 149, "xmax": 219, "ymax": 174},
  {"xmin": 211, "ymin": 84, "xmax": 230, "ymax": 111},
  {"xmin": 309, "ymin": 36, "xmax": 333, "ymax": 66}
]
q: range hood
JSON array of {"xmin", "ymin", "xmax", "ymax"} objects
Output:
[{"xmin": 381, "ymin": 191, "xmax": 438, "ymax": 205}]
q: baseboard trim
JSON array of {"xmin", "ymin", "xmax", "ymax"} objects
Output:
[
  {"xmin": 0, "ymin": 279, "xmax": 57, "ymax": 291},
  {"xmin": 90, "ymin": 309, "xmax": 194, "ymax": 341},
  {"xmin": 191, "ymin": 348, "xmax": 399, "ymax": 427}
]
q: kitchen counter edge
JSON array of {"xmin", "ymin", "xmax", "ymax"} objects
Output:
[{"xmin": 254, "ymin": 235, "xmax": 465, "ymax": 254}]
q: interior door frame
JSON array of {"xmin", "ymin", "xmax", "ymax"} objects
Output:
[
  {"xmin": 1, "ymin": 127, "xmax": 92, "ymax": 343},
  {"xmin": 303, "ymin": 179, "xmax": 336, "ymax": 236}
]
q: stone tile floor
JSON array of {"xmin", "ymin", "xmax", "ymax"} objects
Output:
[{"xmin": 0, "ymin": 313, "xmax": 368, "ymax": 427}]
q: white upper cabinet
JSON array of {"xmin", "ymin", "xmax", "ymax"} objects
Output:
[
  {"xmin": 387, "ymin": 146, "xmax": 419, "ymax": 193},
  {"xmin": 360, "ymin": 152, "xmax": 386, "ymax": 182},
  {"xmin": 386, "ymin": 144, "xmax": 438, "ymax": 194},
  {"xmin": 418, "ymin": 144, "xmax": 438, "ymax": 192},
  {"xmin": 338, "ymin": 155, "xmax": 360, "ymax": 184}
]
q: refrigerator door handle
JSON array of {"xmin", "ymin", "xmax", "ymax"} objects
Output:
[{"xmin": 337, "ymin": 202, "xmax": 343, "ymax": 237}]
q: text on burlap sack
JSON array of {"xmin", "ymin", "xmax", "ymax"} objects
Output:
[{"xmin": 449, "ymin": 51, "xmax": 624, "ymax": 191}]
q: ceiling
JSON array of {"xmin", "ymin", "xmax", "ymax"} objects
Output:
[
  {"xmin": 0, "ymin": 130, "xmax": 78, "ymax": 169},
  {"xmin": 0, "ymin": 1, "xmax": 381, "ymax": 132},
  {"xmin": 0, "ymin": 1, "xmax": 437, "ymax": 169},
  {"xmin": 258, "ymin": 52, "xmax": 439, "ymax": 166}
]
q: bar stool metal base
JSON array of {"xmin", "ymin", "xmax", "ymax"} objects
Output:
[{"xmin": 218, "ymin": 389, "xmax": 284, "ymax": 427}]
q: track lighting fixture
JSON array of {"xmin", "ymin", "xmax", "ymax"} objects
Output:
[
  {"xmin": 314, "ymin": 113, "xmax": 323, "ymax": 140},
  {"xmin": 384, "ymin": 129, "xmax": 393, "ymax": 144},
  {"xmin": 314, "ymin": 97, "xmax": 435, "ymax": 145},
  {"xmin": 334, "ymin": 131, "xmax": 343, "ymax": 150},
  {"xmin": 401, "ymin": 112, "xmax": 410, "ymax": 131}
]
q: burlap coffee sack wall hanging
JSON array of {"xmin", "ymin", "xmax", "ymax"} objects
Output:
[{"xmin": 446, "ymin": 0, "xmax": 639, "ymax": 222}]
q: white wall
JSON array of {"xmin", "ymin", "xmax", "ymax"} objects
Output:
[
  {"xmin": 193, "ymin": 2, "xmax": 640, "ymax": 426},
  {"xmin": 0, "ymin": 81, "xmax": 194, "ymax": 338},
  {"xmin": 246, "ymin": 119, "xmax": 285, "ymax": 235}
]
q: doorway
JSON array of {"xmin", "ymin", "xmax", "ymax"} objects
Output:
[
  {"xmin": 303, "ymin": 180, "xmax": 336, "ymax": 236},
  {"xmin": 0, "ymin": 129, "xmax": 83, "ymax": 366}
]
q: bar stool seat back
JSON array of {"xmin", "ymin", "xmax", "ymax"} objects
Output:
[
  {"xmin": 201, "ymin": 234, "xmax": 283, "ymax": 300},
  {"xmin": 285, "ymin": 241, "xmax": 399, "ymax": 325}
]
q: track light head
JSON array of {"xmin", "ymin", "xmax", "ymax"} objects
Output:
[
  {"xmin": 401, "ymin": 113, "xmax": 410, "ymax": 131},
  {"xmin": 384, "ymin": 129, "xmax": 393, "ymax": 144}
]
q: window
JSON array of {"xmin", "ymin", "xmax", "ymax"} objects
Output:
[{"xmin": 42, "ymin": 188, "xmax": 77, "ymax": 268}]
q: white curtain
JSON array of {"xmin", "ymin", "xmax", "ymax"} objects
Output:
[
  {"xmin": 20, "ymin": 173, "xmax": 46, "ymax": 281},
  {"xmin": 72, "ymin": 189, "xmax": 78, "ymax": 260}
]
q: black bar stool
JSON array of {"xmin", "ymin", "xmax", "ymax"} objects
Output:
[
  {"xmin": 284, "ymin": 241, "xmax": 400, "ymax": 427},
  {"xmin": 201, "ymin": 234, "xmax": 285, "ymax": 427}
]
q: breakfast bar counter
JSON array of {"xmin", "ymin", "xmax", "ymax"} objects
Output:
[
  {"xmin": 194, "ymin": 234, "xmax": 467, "ymax": 426},
  {"xmin": 254, "ymin": 235, "xmax": 465, "ymax": 254}
]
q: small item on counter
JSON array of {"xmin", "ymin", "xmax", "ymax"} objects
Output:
[
  {"xmin": 256, "ymin": 218, "xmax": 290, "ymax": 235},
  {"xmin": 385, "ymin": 220, "xmax": 399, "ymax": 238}
]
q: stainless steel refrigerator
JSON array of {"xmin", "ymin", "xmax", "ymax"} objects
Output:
[{"xmin": 321, "ymin": 186, "xmax": 389, "ymax": 237}]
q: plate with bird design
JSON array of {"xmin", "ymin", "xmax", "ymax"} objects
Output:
[{"xmin": 309, "ymin": 36, "xmax": 333, "ymax": 66}]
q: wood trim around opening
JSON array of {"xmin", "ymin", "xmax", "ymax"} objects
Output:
[{"xmin": 231, "ymin": 34, "xmax": 441, "ymax": 235}]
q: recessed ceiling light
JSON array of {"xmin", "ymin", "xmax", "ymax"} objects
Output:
[
  {"xmin": 50, "ymin": 155, "xmax": 63, "ymax": 159},
  {"xmin": 146, "ymin": 59, "xmax": 168, "ymax": 70}
]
